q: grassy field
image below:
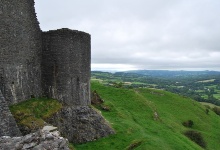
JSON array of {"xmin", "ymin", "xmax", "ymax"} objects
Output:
[
  {"xmin": 200, "ymin": 102, "xmax": 220, "ymax": 108},
  {"xmin": 73, "ymin": 81, "xmax": 220, "ymax": 150},
  {"xmin": 214, "ymin": 93, "xmax": 220, "ymax": 100},
  {"xmin": 197, "ymin": 79, "xmax": 215, "ymax": 83}
]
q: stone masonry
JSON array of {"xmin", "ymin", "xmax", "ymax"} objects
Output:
[
  {"xmin": 0, "ymin": 0, "xmax": 114, "ymax": 143},
  {"xmin": 0, "ymin": 0, "xmax": 42, "ymax": 105}
]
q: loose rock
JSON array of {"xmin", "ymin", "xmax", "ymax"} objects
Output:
[{"xmin": 0, "ymin": 127, "xmax": 70, "ymax": 150}]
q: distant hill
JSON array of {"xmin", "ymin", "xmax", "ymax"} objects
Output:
[
  {"xmin": 74, "ymin": 81, "xmax": 220, "ymax": 150},
  {"xmin": 123, "ymin": 70, "xmax": 220, "ymax": 78}
]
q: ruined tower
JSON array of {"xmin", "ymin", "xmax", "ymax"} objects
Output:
[
  {"xmin": 42, "ymin": 29, "xmax": 91, "ymax": 106},
  {"xmin": 41, "ymin": 29, "xmax": 114, "ymax": 143}
]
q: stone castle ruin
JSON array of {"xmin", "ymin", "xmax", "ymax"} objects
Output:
[{"xmin": 0, "ymin": 0, "xmax": 114, "ymax": 143}]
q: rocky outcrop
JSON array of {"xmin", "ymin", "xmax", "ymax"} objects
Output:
[
  {"xmin": 91, "ymin": 90, "xmax": 104, "ymax": 105},
  {"xmin": 47, "ymin": 106, "xmax": 115, "ymax": 143},
  {"xmin": 0, "ymin": 127, "xmax": 69, "ymax": 150},
  {"xmin": 0, "ymin": 91, "xmax": 21, "ymax": 137}
]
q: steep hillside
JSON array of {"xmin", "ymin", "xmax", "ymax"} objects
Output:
[{"xmin": 74, "ymin": 81, "xmax": 220, "ymax": 150}]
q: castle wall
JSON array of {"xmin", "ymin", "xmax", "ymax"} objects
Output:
[
  {"xmin": 42, "ymin": 29, "xmax": 91, "ymax": 106},
  {"xmin": 0, "ymin": 0, "xmax": 42, "ymax": 104},
  {"xmin": 0, "ymin": 0, "xmax": 114, "ymax": 142}
]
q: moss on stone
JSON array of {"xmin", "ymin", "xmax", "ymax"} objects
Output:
[{"xmin": 9, "ymin": 98, "xmax": 62, "ymax": 132}]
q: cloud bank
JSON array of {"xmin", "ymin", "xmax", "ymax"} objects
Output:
[{"xmin": 35, "ymin": 0, "xmax": 220, "ymax": 71}]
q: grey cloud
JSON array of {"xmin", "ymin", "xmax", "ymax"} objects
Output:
[{"xmin": 36, "ymin": 0, "xmax": 220, "ymax": 71}]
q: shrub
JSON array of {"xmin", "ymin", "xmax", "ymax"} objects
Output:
[
  {"xmin": 212, "ymin": 107, "xmax": 220, "ymax": 116},
  {"xmin": 182, "ymin": 120, "xmax": 194, "ymax": 128},
  {"xmin": 205, "ymin": 108, "xmax": 209, "ymax": 114},
  {"xmin": 184, "ymin": 130, "xmax": 206, "ymax": 148}
]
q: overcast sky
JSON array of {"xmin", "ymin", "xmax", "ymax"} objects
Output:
[{"xmin": 35, "ymin": 0, "xmax": 220, "ymax": 71}]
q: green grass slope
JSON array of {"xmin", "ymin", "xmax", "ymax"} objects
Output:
[{"xmin": 74, "ymin": 81, "xmax": 220, "ymax": 150}]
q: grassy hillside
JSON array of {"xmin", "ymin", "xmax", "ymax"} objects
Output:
[{"xmin": 74, "ymin": 81, "xmax": 220, "ymax": 150}]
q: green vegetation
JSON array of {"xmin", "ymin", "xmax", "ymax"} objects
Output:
[
  {"xmin": 184, "ymin": 130, "xmax": 206, "ymax": 148},
  {"xmin": 73, "ymin": 81, "xmax": 220, "ymax": 150},
  {"xmin": 9, "ymin": 98, "xmax": 62, "ymax": 130},
  {"xmin": 182, "ymin": 120, "xmax": 194, "ymax": 128}
]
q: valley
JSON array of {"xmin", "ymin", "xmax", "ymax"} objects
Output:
[{"xmin": 91, "ymin": 70, "xmax": 220, "ymax": 106}]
